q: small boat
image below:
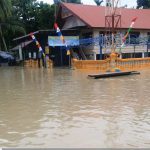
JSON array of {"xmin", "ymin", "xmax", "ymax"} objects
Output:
[{"xmin": 88, "ymin": 71, "xmax": 140, "ymax": 79}]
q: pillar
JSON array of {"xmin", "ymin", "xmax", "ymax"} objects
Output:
[
  {"xmin": 19, "ymin": 45, "xmax": 23, "ymax": 61},
  {"xmin": 142, "ymin": 52, "xmax": 145, "ymax": 58},
  {"xmin": 94, "ymin": 52, "xmax": 97, "ymax": 60}
]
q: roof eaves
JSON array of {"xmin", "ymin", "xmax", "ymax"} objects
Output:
[
  {"xmin": 13, "ymin": 29, "xmax": 78, "ymax": 41},
  {"xmin": 60, "ymin": 3, "xmax": 92, "ymax": 28},
  {"xmin": 13, "ymin": 31, "xmax": 40, "ymax": 41}
]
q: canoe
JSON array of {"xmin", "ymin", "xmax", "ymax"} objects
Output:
[{"xmin": 88, "ymin": 71, "xmax": 140, "ymax": 79}]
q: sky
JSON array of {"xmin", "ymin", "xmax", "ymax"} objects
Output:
[{"xmin": 41, "ymin": 0, "xmax": 137, "ymax": 8}]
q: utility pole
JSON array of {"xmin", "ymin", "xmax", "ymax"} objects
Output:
[
  {"xmin": 105, "ymin": 0, "xmax": 121, "ymax": 71},
  {"xmin": 99, "ymin": 35, "xmax": 103, "ymax": 60},
  {"xmin": 105, "ymin": 0, "xmax": 121, "ymax": 52},
  {"xmin": 53, "ymin": 0, "xmax": 60, "ymax": 21}
]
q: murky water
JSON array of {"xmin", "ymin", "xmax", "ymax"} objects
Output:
[{"xmin": 0, "ymin": 67, "xmax": 150, "ymax": 148}]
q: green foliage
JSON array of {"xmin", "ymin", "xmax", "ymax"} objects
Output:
[
  {"xmin": 1, "ymin": 19, "xmax": 25, "ymax": 49},
  {"xmin": 0, "ymin": 16, "xmax": 25, "ymax": 50},
  {"xmin": 31, "ymin": 2, "xmax": 55, "ymax": 31},
  {"xmin": 12, "ymin": 0, "xmax": 55, "ymax": 32},
  {"xmin": 0, "ymin": 0, "xmax": 21, "ymax": 51},
  {"xmin": 0, "ymin": 0, "xmax": 25, "ymax": 50},
  {"xmin": 0, "ymin": 0, "xmax": 55, "ymax": 50},
  {"xmin": 0, "ymin": 0, "xmax": 11, "ymax": 21},
  {"xmin": 94, "ymin": 0, "xmax": 103, "ymax": 6},
  {"xmin": 137, "ymin": 0, "xmax": 150, "ymax": 8},
  {"xmin": 61, "ymin": 0, "xmax": 81, "ymax": 4}
]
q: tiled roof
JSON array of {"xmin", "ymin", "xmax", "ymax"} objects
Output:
[{"xmin": 61, "ymin": 3, "xmax": 150, "ymax": 30}]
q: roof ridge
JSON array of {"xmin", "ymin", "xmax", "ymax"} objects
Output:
[
  {"xmin": 59, "ymin": 2, "xmax": 150, "ymax": 29},
  {"xmin": 62, "ymin": 2, "xmax": 150, "ymax": 11}
]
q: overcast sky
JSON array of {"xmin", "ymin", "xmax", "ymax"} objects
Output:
[{"xmin": 41, "ymin": 0, "xmax": 137, "ymax": 8}]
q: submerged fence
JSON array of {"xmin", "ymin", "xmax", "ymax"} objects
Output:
[
  {"xmin": 24, "ymin": 59, "xmax": 53, "ymax": 68},
  {"xmin": 71, "ymin": 34, "xmax": 150, "ymax": 71},
  {"xmin": 72, "ymin": 57, "xmax": 150, "ymax": 71}
]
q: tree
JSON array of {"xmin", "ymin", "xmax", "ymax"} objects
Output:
[
  {"xmin": 61, "ymin": 0, "xmax": 81, "ymax": 4},
  {"xmin": 137, "ymin": 0, "xmax": 150, "ymax": 9},
  {"xmin": 1, "ymin": 0, "xmax": 55, "ymax": 51},
  {"xmin": 12, "ymin": 0, "xmax": 55, "ymax": 32},
  {"xmin": 0, "ymin": 0, "xmax": 11, "ymax": 50},
  {"xmin": 11, "ymin": 0, "xmax": 38, "ymax": 32},
  {"xmin": 0, "ymin": 0, "xmax": 25, "ymax": 51},
  {"xmin": 32, "ymin": 2, "xmax": 55, "ymax": 30},
  {"xmin": 1, "ymin": 16, "xmax": 25, "ymax": 49},
  {"xmin": 94, "ymin": 0, "xmax": 103, "ymax": 6},
  {"xmin": 0, "ymin": 0, "xmax": 11, "ymax": 20}
]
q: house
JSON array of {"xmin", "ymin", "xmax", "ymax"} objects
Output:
[
  {"xmin": 56, "ymin": 3, "xmax": 150, "ymax": 59},
  {"xmin": 13, "ymin": 30, "xmax": 79, "ymax": 66}
]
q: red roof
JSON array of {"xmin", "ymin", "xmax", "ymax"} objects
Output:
[{"xmin": 61, "ymin": 3, "xmax": 150, "ymax": 30}]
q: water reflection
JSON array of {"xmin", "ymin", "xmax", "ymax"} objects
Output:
[{"xmin": 0, "ymin": 67, "xmax": 150, "ymax": 147}]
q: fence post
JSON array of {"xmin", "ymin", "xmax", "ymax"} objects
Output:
[
  {"xmin": 38, "ymin": 51, "xmax": 41, "ymax": 68},
  {"xmin": 99, "ymin": 35, "xmax": 103, "ymax": 60},
  {"xmin": 134, "ymin": 45, "xmax": 136, "ymax": 58},
  {"xmin": 147, "ymin": 42, "xmax": 149, "ymax": 57}
]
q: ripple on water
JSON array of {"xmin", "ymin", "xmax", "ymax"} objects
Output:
[{"xmin": 0, "ymin": 68, "xmax": 150, "ymax": 147}]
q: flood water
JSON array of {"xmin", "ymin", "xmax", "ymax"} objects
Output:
[{"xmin": 0, "ymin": 67, "xmax": 150, "ymax": 148}]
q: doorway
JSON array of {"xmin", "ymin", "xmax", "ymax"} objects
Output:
[{"xmin": 50, "ymin": 46, "xmax": 70, "ymax": 67}]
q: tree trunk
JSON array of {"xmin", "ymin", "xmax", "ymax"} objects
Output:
[
  {"xmin": 0, "ymin": 25, "xmax": 8, "ymax": 51},
  {"xmin": 0, "ymin": 39, "xmax": 1, "ymax": 51}
]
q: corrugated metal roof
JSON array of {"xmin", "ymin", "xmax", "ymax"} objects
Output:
[{"xmin": 61, "ymin": 3, "xmax": 150, "ymax": 30}]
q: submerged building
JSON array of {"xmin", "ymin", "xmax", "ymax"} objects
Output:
[
  {"xmin": 13, "ymin": 2, "xmax": 150, "ymax": 67},
  {"xmin": 56, "ymin": 3, "xmax": 150, "ymax": 59}
]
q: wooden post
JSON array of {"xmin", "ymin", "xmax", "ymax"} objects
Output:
[
  {"xmin": 147, "ymin": 42, "xmax": 149, "ymax": 57},
  {"xmin": 99, "ymin": 35, "xmax": 103, "ymax": 60},
  {"xmin": 134, "ymin": 45, "xmax": 136, "ymax": 58}
]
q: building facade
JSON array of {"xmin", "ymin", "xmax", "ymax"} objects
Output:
[{"xmin": 56, "ymin": 3, "xmax": 150, "ymax": 60}]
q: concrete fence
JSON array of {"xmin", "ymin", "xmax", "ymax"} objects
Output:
[
  {"xmin": 72, "ymin": 58, "xmax": 150, "ymax": 71},
  {"xmin": 24, "ymin": 59, "xmax": 53, "ymax": 68}
]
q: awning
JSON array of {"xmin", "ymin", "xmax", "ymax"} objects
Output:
[{"xmin": 48, "ymin": 36, "xmax": 79, "ymax": 47}]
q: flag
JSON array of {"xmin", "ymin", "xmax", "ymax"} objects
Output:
[
  {"xmin": 66, "ymin": 45, "xmax": 70, "ymax": 56},
  {"xmin": 54, "ymin": 23, "xmax": 71, "ymax": 55},
  {"xmin": 67, "ymin": 50, "xmax": 70, "ymax": 55},
  {"xmin": 121, "ymin": 17, "xmax": 137, "ymax": 47},
  {"xmin": 30, "ymin": 33, "xmax": 45, "ymax": 57}
]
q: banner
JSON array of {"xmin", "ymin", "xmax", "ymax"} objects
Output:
[{"xmin": 48, "ymin": 36, "xmax": 79, "ymax": 47}]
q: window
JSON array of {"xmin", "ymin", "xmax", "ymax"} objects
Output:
[
  {"xmin": 129, "ymin": 32, "xmax": 140, "ymax": 44},
  {"xmin": 147, "ymin": 32, "xmax": 150, "ymax": 43},
  {"xmin": 82, "ymin": 32, "xmax": 93, "ymax": 39}
]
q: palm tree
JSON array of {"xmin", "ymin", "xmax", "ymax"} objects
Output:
[
  {"xmin": 0, "ymin": 0, "xmax": 11, "ymax": 51},
  {"xmin": 94, "ymin": 0, "xmax": 104, "ymax": 6},
  {"xmin": 0, "ymin": 0, "xmax": 11, "ymax": 20},
  {"xmin": 0, "ymin": 0, "xmax": 25, "ymax": 51}
]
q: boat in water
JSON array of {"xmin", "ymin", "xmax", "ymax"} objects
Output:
[{"xmin": 88, "ymin": 71, "xmax": 140, "ymax": 79}]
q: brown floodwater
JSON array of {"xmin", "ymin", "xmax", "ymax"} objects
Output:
[{"xmin": 0, "ymin": 67, "xmax": 150, "ymax": 148}]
